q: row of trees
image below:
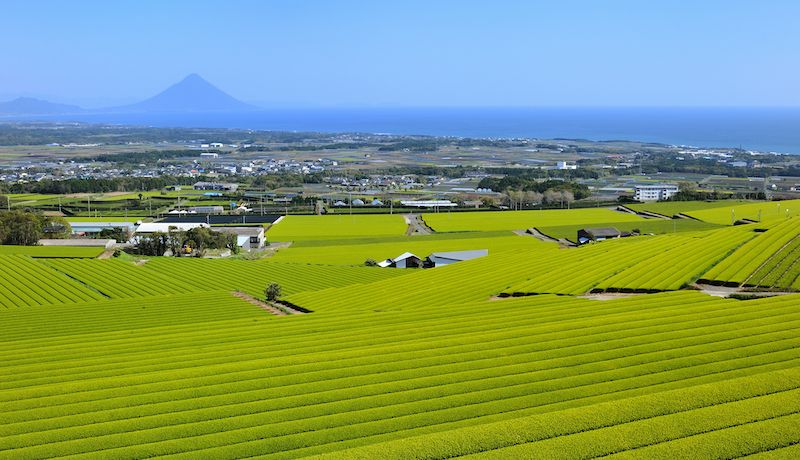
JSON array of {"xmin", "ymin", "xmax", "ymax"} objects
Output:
[
  {"xmin": 0, "ymin": 210, "xmax": 71, "ymax": 245},
  {"xmin": 478, "ymin": 177, "xmax": 590, "ymax": 199},
  {"xmin": 503, "ymin": 189, "xmax": 575, "ymax": 210},
  {"xmin": 132, "ymin": 227, "xmax": 239, "ymax": 257},
  {"xmin": 7, "ymin": 177, "xmax": 197, "ymax": 195}
]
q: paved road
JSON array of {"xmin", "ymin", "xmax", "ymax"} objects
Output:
[{"xmin": 405, "ymin": 213, "xmax": 433, "ymax": 235}]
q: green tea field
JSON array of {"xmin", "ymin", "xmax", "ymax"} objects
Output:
[{"xmin": 2, "ymin": 203, "xmax": 800, "ymax": 458}]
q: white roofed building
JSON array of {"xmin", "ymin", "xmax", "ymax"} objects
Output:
[{"xmin": 428, "ymin": 249, "xmax": 488, "ymax": 267}]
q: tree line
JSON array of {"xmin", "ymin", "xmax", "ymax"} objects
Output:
[
  {"xmin": 131, "ymin": 226, "xmax": 239, "ymax": 257},
  {"xmin": 0, "ymin": 211, "xmax": 71, "ymax": 245},
  {"xmin": 6, "ymin": 176, "xmax": 198, "ymax": 195}
]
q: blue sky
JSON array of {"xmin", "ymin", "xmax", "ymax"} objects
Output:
[{"xmin": 2, "ymin": 0, "xmax": 798, "ymax": 108}]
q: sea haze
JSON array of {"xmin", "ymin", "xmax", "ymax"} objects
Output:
[{"xmin": 13, "ymin": 106, "xmax": 800, "ymax": 154}]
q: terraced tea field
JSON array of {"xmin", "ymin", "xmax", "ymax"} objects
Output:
[
  {"xmin": 2, "ymin": 289, "xmax": 800, "ymax": 458},
  {"xmin": 702, "ymin": 217, "xmax": 800, "ymax": 286},
  {"xmin": 0, "ymin": 255, "xmax": 106, "ymax": 307},
  {"xmin": 685, "ymin": 199, "xmax": 800, "ymax": 225},
  {"xmin": 42, "ymin": 257, "xmax": 406, "ymax": 301},
  {"xmin": 2, "ymin": 202, "xmax": 799, "ymax": 458}
]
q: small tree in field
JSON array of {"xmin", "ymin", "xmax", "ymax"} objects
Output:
[{"xmin": 265, "ymin": 283, "xmax": 282, "ymax": 302}]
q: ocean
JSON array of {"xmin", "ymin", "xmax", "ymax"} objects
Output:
[{"xmin": 15, "ymin": 107, "xmax": 800, "ymax": 154}]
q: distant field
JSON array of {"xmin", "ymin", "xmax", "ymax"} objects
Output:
[
  {"xmin": 626, "ymin": 200, "xmax": 753, "ymax": 217},
  {"xmin": 538, "ymin": 218, "xmax": 721, "ymax": 241},
  {"xmin": 267, "ymin": 214, "xmax": 407, "ymax": 242},
  {"xmin": 423, "ymin": 208, "xmax": 643, "ymax": 233},
  {"xmin": 685, "ymin": 199, "xmax": 800, "ymax": 225}
]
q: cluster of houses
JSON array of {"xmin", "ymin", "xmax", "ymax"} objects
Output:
[{"xmin": 377, "ymin": 249, "xmax": 489, "ymax": 268}]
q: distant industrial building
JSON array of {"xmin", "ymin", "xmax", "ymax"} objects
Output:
[
  {"xmin": 69, "ymin": 222, "xmax": 136, "ymax": 237},
  {"xmin": 135, "ymin": 222, "xmax": 209, "ymax": 234},
  {"xmin": 634, "ymin": 184, "xmax": 679, "ymax": 201},
  {"xmin": 400, "ymin": 200, "xmax": 457, "ymax": 208},
  {"xmin": 189, "ymin": 206, "xmax": 224, "ymax": 214},
  {"xmin": 193, "ymin": 182, "xmax": 238, "ymax": 192}
]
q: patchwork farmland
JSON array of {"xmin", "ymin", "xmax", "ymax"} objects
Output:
[{"xmin": 2, "ymin": 203, "xmax": 800, "ymax": 458}]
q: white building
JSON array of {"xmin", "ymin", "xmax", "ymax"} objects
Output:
[
  {"xmin": 400, "ymin": 200, "xmax": 457, "ymax": 208},
  {"xmin": 634, "ymin": 184, "xmax": 679, "ymax": 202},
  {"xmin": 556, "ymin": 161, "xmax": 577, "ymax": 170},
  {"xmin": 135, "ymin": 222, "xmax": 209, "ymax": 234},
  {"xmin": 214, "ymin": 227, "xmax": 266, "ymax": 250}
]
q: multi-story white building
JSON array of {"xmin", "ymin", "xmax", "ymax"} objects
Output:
[{"xmin": 634, "ymin": 184, "xmax": 679, "ymax": 201}]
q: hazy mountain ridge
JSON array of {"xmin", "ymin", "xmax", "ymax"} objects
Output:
[
  {"xmin": 0, "ymin": 97, "xmax": 84, "ymax": 115},
  {"xmin": 0, "ymin": 74, "xmax": 259, "ymax": 115}
]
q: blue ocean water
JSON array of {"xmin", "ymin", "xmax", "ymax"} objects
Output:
[{"xmin": 15, "ymin": 107, "xmax": 800, "ymax": 154}]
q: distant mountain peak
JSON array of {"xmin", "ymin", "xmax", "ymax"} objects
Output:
[{"xmin": 118, "ymin": 74, "xmax": 258, "ymax": 113}]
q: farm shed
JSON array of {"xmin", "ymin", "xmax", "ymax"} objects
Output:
[
  {"xmin": 428, "ymin": 249, "xmax": 489, "ymax": 267},
  {"xmin": 578, "ymin": 227, "xmax": 622, "ymax": 245},
  {"xmin": 381, "ymin": 252, "xmax": 423, "ymax": 268}
]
